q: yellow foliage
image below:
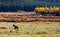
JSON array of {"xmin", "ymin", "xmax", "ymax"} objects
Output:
[
  {"xmin": 34, "ymin": 7, "xmax": 60, "ymax": 13},
  {"xmin": 44, "ymin": 7, "xmax": 49, "ymax": 13},
  {"xmin": 50, "ymin": 7, "xmax": 60, "ymax": 12}
]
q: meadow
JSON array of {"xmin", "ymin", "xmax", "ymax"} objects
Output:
[{"xmin": 0, "ymin": 21, "xmax": 60, "ymax": 37}]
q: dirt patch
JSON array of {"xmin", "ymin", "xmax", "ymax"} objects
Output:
[{"xmin": 0, "ymin": 27, "xmax": 8, "ymax": 29}]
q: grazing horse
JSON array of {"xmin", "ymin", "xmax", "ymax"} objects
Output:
[{"xmin": 10, "ymin": 24, "xmax": 19, "ymax": 33}]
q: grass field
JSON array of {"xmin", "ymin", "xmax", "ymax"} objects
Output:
[
  {"xmin": 0, "ymin": 21, "xmax": 60, "ymax": 37},
  {"xmin": 0, "ymin": 34, "xmax": 60, "ymax": 37}
]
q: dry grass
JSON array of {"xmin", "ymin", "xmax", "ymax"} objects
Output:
[{"xmin": 0, "ymin": 21, "xmax": 60, "ymax": 37}]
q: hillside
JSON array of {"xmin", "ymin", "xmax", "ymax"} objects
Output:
[{"xmin": 0, "ymin": 0, "xmax": 60, "ymax": 11}]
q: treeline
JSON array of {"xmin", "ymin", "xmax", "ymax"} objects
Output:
[
  {"xmin": 0, "ymin": 0, "xmax": 60, "ymax": 12},
  {"xmin": 0, "ymin": 6, "xmax": 20, "ymax": 12},
  {"xmin": 0, "ymin": 0, "xmax": 60, "ymax": 6}
]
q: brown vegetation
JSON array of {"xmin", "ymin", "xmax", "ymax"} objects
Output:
[
  {"xmin": 0, "ymin": 27, "xmax": 8, "ymax": 29},
  {"xmin": 36, "ymin": 31, "xmax": 48, "ymax": 34},
  {"xmin": 0, "ymin": 13, "xmax": 60, "ymax": 22}
]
